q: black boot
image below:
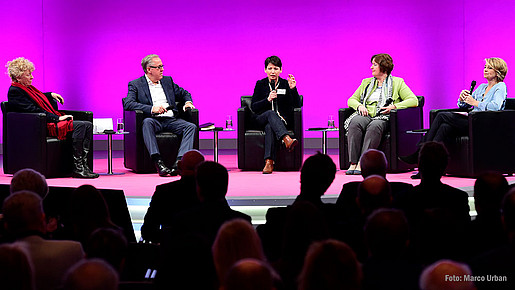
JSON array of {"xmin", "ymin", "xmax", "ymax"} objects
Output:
[
  {"xmin": 72, "ymin": 139, "xmax": 98, "ymax": 179},
  {"xmin": 399, "ymin": 148, "xmax": 420, "ymax": 165},
  {"xmin": 82, "ymin": 137, "xmax": 99, "ymax": 178},
  {"xmin": 154, "ymin": 159, "xmax": 173, "ymax": 177}
]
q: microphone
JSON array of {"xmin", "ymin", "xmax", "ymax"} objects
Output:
[
  {"xmin": 378, "ymin": 98, "xmax": 393, "ymax": 114},
  {"xmin": 270, "ymin": 80, "xmax": 278, "ymax": 110},
  {"xmin": 469, "ymin": 80, "xmax": 477, "ymax": 94}
]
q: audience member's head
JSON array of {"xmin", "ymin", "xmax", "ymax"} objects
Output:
[
  {"xmin": 212, "ymin": 219, "xmax": 265, "ymax": 282},
  {"xmin": 300, "ymin": 152, "xmax": 337, "ymax": 197},
  {"xmin": 419, "ymin": 260, "xmax": 475, "ymax": 290},
  {"xmin": 360, "ymin": 149, "xmax": 388, "ymax": 178},
  {"xmin": 222, "ymin": 259, "xmax": 275, "ymax": 290},
  {"xmin": 298, "ymin": 239, "xmax": 362, "ymax": 290},
  {"xmin": 364, "ymin": 208, "xmax": 409, "ymax": 259},
  {"xmin": 69, "ymin": 185, "xmax": 117, "ymax": 244},
  {"xmin": 10, "ymin": 168, "xmax": 48, "ymax": 199},
  {"xmin": 63, "ymin": 259, "xmax": 119, "ymax": 290},
  {"xmin": 474, "ymin": 172, "xmax": 509, "ymax": 215},
  {"xmin": 2, "ymin": 191, "xmax": 46, "ymax": 236},
  {"xmin": 418, "ymin": 142, "xmax": 448, "ymax": 181},
  {"xmin": 357, "ymin": 175, "xmax": 392, "ymax": 216},
  {"xmin": 0, "ymin": 243, "xmax": 35, "ymax": 290},
  {"xmin": 178, "ymin": 149, "xmax": 205, "ymax": 177},
  {"xmin": 196, "ymin": 161, "xmax": 229, "ymax": 202},
  {"xmin": 502, "ymin": 188, "xmax": 515, "ymax": 238},
  {"xmin": 86, "ymin": 228, "xmax": 128, "ymax": 273},
  {"xmin": 279, "ymin": 201, "xmax": 330, "ymax": 290}
]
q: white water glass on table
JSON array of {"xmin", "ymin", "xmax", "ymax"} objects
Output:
[
  {"xmin": 328, "ymin": 115, "xmax": 335, "ymax": 129},
  {"xmin": 226, "ymin": 115, "xmax": 233, "ymax": 129},
  {"xmin": 117, "ymin": 118, "xmax": 124, "ymax": 133}
]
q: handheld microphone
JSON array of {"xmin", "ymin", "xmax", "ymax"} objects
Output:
[
  {"xmin": 469, "ymin": 80, "xmax": 477, "ymax": 95},
  {"xmin": 270, "ymin": 80, "xmax": 278, "ymax": 109},
  {"xmin": 378, "ymin": 98, "xmax": 393, "ymax": 114}
]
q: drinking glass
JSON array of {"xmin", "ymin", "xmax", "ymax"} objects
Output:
[
  {"xmin": 226, "ymin": 115, "xmax": 233, "ymax": 129},
  {"xmin": 117, "ymin": 118, "xmax": 124, "ymax": 133},
  {"xmin": 328, "ymin": 115, "xmax": 335, "ymax": 129}
]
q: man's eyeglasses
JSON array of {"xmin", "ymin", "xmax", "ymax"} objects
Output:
[{"xmin": 149, "ymin": 65, "xmax": 164, "ymax": 69}]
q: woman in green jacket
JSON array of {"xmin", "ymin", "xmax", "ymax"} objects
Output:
[{"xmin": 344, "ymin": 54, "xmax": 418, "ymax": 175}]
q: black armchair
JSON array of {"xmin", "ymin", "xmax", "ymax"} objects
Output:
[
  {"xmin": 338, "ymin": 96, "xmax": 425, "ymax": 172},
  {"xmin": 237, "ymin": 95, "xmax": 303, "ymax": 171},
  {"xmin": 1, "ymin": 101, "xmax": 93, "ymax": 178},
  {"xmin": 123, "ymin": 105, "xmax": 199, "ymax": 173},
  {"xmin": 429, "ymin": 98, "xmax": 515, "ymax": 177}
]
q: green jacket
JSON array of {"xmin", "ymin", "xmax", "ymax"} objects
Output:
[{"xmin": 347, "ymin": 76, "xmax": 418, "ymax": 117}]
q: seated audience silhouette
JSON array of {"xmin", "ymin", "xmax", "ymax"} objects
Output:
[
  {"xmin": 336, "ymin": 149, "xmax": 413, "ymax": 219},
  {"xmin": 223, "ymin": 259, "xmax": 276, "ymax": 290},
  {"xmin": 419, "ymin": 260, "xmax": 475, "ymax": 290},
  {"xmin": 0, "ymin": 243, "xmax": 35, "ymax": 290},
  {"xmin": 362, "ymin": 208, "xmax": 422, "ymax": 290},
  {"xmin": 85, "ymin": 227, "xmax": 128, "ymax": 274},
  {"xmin": 212, "ymin": 219, "xmax": 266, "ymax": 285},
  {"xmin": 274, "ymin": 201, "xmax": 330, "ymax": 290},
  {"xmin": 297, "ymin": 239, "xmax": 362, "ymax": 290},
  {"xmin": 164, "ymin": 161, "xmax": 251, "ymax": 246},
  {"xmin": 10, "ymin": 168, "xmax": 49, "ymax": 198},
  {"xmin": 394, "ymin": 141, "xmax": 470, "ymax": 264},
  {"xmin": 469, "ymin": 187, "xmax": 515, "ymax": 289},
  {"xmin": 257, "ymin": 152, "xmax": 339, "ymax": 263},
  {"xmin": 469, "ymin": 172, "xmax": 509, "ymax": 256},
  {"xmin": 63, "ymin": 258, "xmax": 119, "ymax": 290},
  {"xmin": 339, "ymin": 175, "xmax": 393, "ymax": 262},
  {"xmin": 141, "ymin": 149, "xmax": 205, "ymax": 243},
  {"xmin": 2, "ymin": 191, "xmax": 84, "ymax": 290},
  {"xmin": 157, "ymin": 161, "xmax": 251, "ymax": 289},
  {"xmin": 68, "ymin": 185, "xmax": 121, "ymax": 246}
]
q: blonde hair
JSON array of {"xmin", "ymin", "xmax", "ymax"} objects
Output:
[
  {"xmin": 485, "ymin": 57, "xmax": 508, "ymax": 82},
  {"xmin": 6, "ymin": 57, "xmax": 34, "ymax": 83}
]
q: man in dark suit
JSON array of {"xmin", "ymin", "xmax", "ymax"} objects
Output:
[
  {"xmin": 257, "ymin": 152, "xmax": 339, "ymax": 262},
  {"xmin": 394, "ymin": 141, "xmax": 470, "ymax": 264},
  {"xmin": 2, "ymin": 191, "xmax": 84, "ymax": 290},
  {"xmin": 164, "ymin": 161, "xmax": 252, "ymax": 246},
  {"xmin": 336, "ymin": 149, "xmax": 413, "ymax": 219},
  {"xmin": 140, "ymin": 149, "xmax": 205, "ymax": 243},
  {"xmin": 123, "ymin": 54, "xmax": 197, "ymax": 176},
  {"xmin": 156, "ymin": 161, "xmax": 250, "ymax": 289}
]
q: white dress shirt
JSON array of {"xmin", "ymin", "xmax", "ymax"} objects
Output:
[{"xmin": 146, "ymin": 75, "xmax": 174, "ymax": 117}]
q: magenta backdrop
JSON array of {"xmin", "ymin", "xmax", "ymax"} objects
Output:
[{"xmin": 1, "ymin": 0, "xmax": 514, "ymax": 142}]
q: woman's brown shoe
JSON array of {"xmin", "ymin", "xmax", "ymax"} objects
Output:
[
  {"xmin": 282, "ymin": 135, "xmax": 298, "ymax": 152},
  {"xmin": 263, "ymin": 159, "xmax": 274, "ymax": 174}
]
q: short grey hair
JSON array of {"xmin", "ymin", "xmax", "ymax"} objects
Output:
[
  {"xmin": 10, "ymin": 168, "xmax": 49, "ymax": 198},
  {"xmin": 141, "ymin": 54, "xmax": 160, "ymax": 74}
]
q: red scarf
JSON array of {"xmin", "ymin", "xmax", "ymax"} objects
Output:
[{"xmin": 11, "ymin": 82, "xmax": 73, "ymax": 140}]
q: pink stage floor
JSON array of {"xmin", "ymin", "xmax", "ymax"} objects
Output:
[{"xmin": 3, "ymin": 150, "xmax": 513, "ymax": 201}]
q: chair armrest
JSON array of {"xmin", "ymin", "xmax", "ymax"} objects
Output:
[
  {"xmin": 293, "ymin": 107, "xmax": 303, "ymax": 137},
  {"xmin": 429, "ymin": 108, "xmax": 468, "ymax": 124},
  {"xmin": 61, "ymin": 110, "xmax": 93, "ymax": 122},
  {"xmin": 469, "ymin": 110, "xmax": 515, "ymax": 136},
  {"xmin": 237, "ymin": 107, "xmax": 246, "ymax": 134},
  {"xmin": 123, "ymin": 110, "xmax": 144, "ymax": 140},
  {"xmin": 338, "ymin": 108, "xmax": 354, "ymax": 129},
  {"xmin": 5, "ymin": 112, "xmax": 48, "ymax": 143},
  {"xmin": 467, "ymin": 110, "xmax": 515, "ymax": 173},
  {"xmin": 390, "ymin": 106, "xmax": 424, "ymax": 132}
]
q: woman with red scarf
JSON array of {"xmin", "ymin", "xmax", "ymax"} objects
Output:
[{"xmin": 6, "ymin": 57, "xmax": 98, "ymax": 178}]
